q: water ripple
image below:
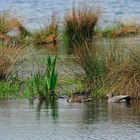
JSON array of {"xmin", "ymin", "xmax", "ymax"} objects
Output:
[{"xmin": 0, "ymin": 0, "xmax": 140, "ymax": 29}]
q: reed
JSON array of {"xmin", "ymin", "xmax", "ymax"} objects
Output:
[
  {"xmin": 73, "ymin": 39, "xmax": 130, "ymax": 97},
  {"xmin": 32, "ymin": 13, "xmax": 58, "ymax": 45},
  {"xmin": 64, "ymin": 2, "xmax": 100, "ymax": 44},
  {"xmin": 96, "ymin": 19, "xmax": 140, "ymax": 38},
  {"xmin": 74, "ymin": 41, "xmax": 108, "ymax": 92},
  {"xmin": 0, "ymin": 11, "xmax": 30, "ymax": 43},
  {"xmin": 0, "ymin": 44, "xmax": 26, "ymax": 81},
  {"xmin": 27, "ymin": 55, "xmax": 58, "ymax": 99},
  {"xmin": 109, "ymin": 49, "xmax": 140, "ymax": 98}
]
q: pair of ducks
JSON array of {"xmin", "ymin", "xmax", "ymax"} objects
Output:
[{"xmin": 67, "ymin": 92, "xmax": 132, "ymax": 103}]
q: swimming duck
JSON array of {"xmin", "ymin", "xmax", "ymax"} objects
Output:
[
  {"xmin": 107, "ymin": 93, "xmax": 132, "ymax": 103},
  {"xmin": 67, "ymin": 90, "xmax": 92, "ymax": 103},
  {"xmin": 67, "ymin": 95, "xmax": 92, "ymax": 103}
]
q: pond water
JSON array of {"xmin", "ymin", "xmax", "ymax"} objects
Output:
[
  {"xmin": 0, "ymin": 1, "xmax": 140, "ymax": 140},
  {"xmin": 0, "ymin": 99, "xmax": 140, "ymax": 140},
  {"xmin": 0, "ymin": 0, "xmax": 140, "ymax": 29}
]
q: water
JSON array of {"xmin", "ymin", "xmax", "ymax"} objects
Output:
[
  {"xmin": 0, "ymin": 1, "xmax": 140, "ymax": 139},
  {"xmin": 0, "ymin": 0, "xmax": 140, "ymax": 29},
  {"xmin": 0, "ymin": 99, "xmax": 140, "ymax": 140}
]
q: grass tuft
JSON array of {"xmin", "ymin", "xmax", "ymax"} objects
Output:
[
  {"xmin": 73, "ymin": 40, "xmax": 108, "ymax": 92},
  {"xmin": 32, "ymin": 13, "xmax": 58, "ymax": 45},
  {"xmin": 27, "ymin": 55, "xmax": 58, "ymax": 99},
  {"xmin": 64, "ymin": 2, "xmax": 100, "ymax": 44},
  {"xmin": 109, "ymin": 49, "xmax": 140, "ymax": 98},
  {"xmin": 0, "ymin": 44, "xmax": 26, "ymax": 81}
]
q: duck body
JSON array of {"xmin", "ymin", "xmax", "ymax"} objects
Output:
[
  {"xmin": 107, "ymin": 93, "xmax": 132, "ymax": 103},
  {"xmin": 67, "ymin": 90, "xmax": 92, "ymax": 103},
  {"xmin": 67, "ymin": 95, "xmax": 92, "ymax": 103}
]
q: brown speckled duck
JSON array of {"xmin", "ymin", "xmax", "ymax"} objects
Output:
[{"xmin": 67, "ymin": 90, "xmax": 92, "ymax": 103}]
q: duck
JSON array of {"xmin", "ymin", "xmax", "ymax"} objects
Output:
[
  {"xmin": 67, "ymin": 95, "xmax": 92, "ymax": 103},
  {"xmin": 67, "ymin": 90, "xmax": 92, "ymax": 103},
  {"xmin": 107, "ymin": 93, "xmax": 132, "ymax": 103}
]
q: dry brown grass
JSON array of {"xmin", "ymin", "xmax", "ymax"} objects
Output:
[
  {"xmin": 32, "ymin": 12, "xmax": 58, "ymax": 45},
  {"xmin": 73, "ymin": 39, "xmax": 140, "ymax": 97},
  {"xmin": 0, "ymin": 11, "xmax": 30, "ymax": 42},
  {"xmin": 96, "ymin": 19, "xmax": 140, "ymax": 38},
  {"xmin": 108, "ymin": 47, "xmax": 140, "ymax": 98},
  {"xmin": 64, "ymin": 2, "xmax": 100, "ymax": 43},
  {"xmin": 0, "ymin": 45, "xmax": 26, "ymax": 80},
  {"xmin": 117, "ymin": 19, "xmax": 140, "ymax": 37}
]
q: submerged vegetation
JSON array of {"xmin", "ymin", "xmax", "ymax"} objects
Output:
[{"xmin": 0, "ymin": 2, "xmax": 140, "ymax": 100}]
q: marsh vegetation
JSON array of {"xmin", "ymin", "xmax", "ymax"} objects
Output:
[{"xmin": 0, "ymin": 2, "xmax": 140, "ymax": 101}]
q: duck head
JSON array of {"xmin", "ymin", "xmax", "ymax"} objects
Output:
[{"xmin": 106, "ymin": 93, "xmax": 113, "ymax": 99}]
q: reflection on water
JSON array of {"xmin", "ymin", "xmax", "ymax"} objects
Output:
[
  {"xmin": 35, "ymin": 99, "xmax": 58, "ymax": 120},
  {"xmin": 33, "ymin": 41, "xmax": 74, "ymax": 56},
  {"xmin": 34, "ymin": 44, "xmax": 58, "ymax": 55},
  {"xmin": 0, "ymin": 99, "xmax": 140, "ymax": 140}
]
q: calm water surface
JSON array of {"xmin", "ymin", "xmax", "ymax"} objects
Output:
[
  {"xmin": 0, "ymin": 99, "xmax": 140, "ymax": 140},
  {"xmin": 0, "ymin": 1, "xmax": 140, "ymax": 140},
  {"xmin": 0, "ymin": 0, "xmax": 140, "ymax": 29}
]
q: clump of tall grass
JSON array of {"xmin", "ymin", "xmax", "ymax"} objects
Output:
[
  {"xmin": 73, "ymin": 39, "xmax": 130, "ymax": 97},
  {"xmin": 27, "ymin": 56, "xmax": 58, "ymax": 100},
  {"xmin": 0, "ymin": 44, "xmax": 26, "ymax": 81},
  {"xmin": 73, "ymin": 41, "xmax": 108, "ymax": 95},
  {"xmin": 0, "ymin": 11, "xmax": 30, "ymax": 43},
  {"xmin": 64, "ymin": 2, "xmax": 100, "ymax": 44},
  {"xmin": 109, "ymin": 49, "xmax": 140, "ymax": 98},
  {"xmin": 32, "ymin": 13, "xmax": 58, "ymax": 45},
  {"xmin": 96, "ymin": 19, "xmax": 140, "ymax": 38}
]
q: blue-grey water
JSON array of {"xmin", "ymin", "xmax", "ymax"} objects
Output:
[
  {"xmin": 0, "ymin": 99, "xmax": 140, "ymax": 140},
  {"xmin": 0, "ymin": 1, "xmax": 140, "ymax": 140},
  {"xmin": 0, "ymin": 0, "xmax": 140, "ymax": 29}
]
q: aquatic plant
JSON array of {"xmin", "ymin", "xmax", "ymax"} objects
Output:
[
  {"xmin": 0, "ymin": 11, "xmax": 30, "ymax": 42},
  {"xmin": 96, "ymin": 19, "xmax": 140, "ymax": 38},
  {"xmin": 27, "ymin": 55, "xmax": 58, "ymax": 99},
  {"xmin": 73, "ymin": 39, "xmax": 130, "ymax": 97},
  {"xmin": 32, "ymin": 13, "xmax": 58, "ymax": 45},
  {"xmin": 0, "ymin": 81, "xmax": 20, "ymax": 99},
  {"xmin": 0, "ymin": 44, "xmax": 26, "ymax": 81},
  {"xmin": 64, "ymin": 2, "xmax": 100, "ymax": 44},
  {"xmin": 109, "ymin": 49, "xmax": 140, "ymax": 98},
  {"xmin": 73, "ymin": 41, "xmax": 108, "ymax": 93}
]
